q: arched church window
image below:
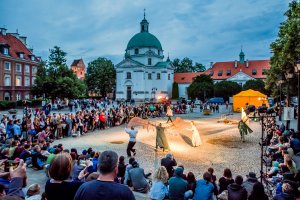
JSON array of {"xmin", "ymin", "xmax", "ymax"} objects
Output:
[
  {"xmin": 126, "ymin": 72, "xmax": 131, "ymax": 79},
  {"xmin": 148, "ymin": 58, "xmax": 152, "ymax": 65},
  {"xmin": 157, "ymin": 73, "xmax": 160, "ymax": 80},
  {"xmin": 134, "ymin": 48, "xmax": 139, "ymax": 55}
]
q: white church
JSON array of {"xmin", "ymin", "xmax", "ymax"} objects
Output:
[{"xmin": 115, "ymin": 13, "xmax": 174, "ymax": 101}]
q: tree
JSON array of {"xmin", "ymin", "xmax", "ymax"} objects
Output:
[
  {"xmin": 187, "ymin": 74, "xmax": 214, "ymax": 100},
  {"xmin": 214, "ymin": 81, "xmax": 242, "ymax": 100},
  {"xmin": 173, "ymin": 57, "xmax": 206, "ymax": 72},
  {"xmin": 31, "ymin": 46, "xmax": 87, "ymax": 99},
  {"xmin": 243, "ymin": 79, "xmax": 268, "ymax": 94},
  {"xmin": 85, "ymin": 57, "xmax": 116, "ymax": 97},
  {"xmin": 266, "ymin": 1, "xmax": 300, "ymax": 97},
  {"xmin": 172, "ymin": 82, "xmax": 179, "ymax": 99},
  {"xmin": 193, "ymin": 62, "xmax": 206, "ymax": 72}
]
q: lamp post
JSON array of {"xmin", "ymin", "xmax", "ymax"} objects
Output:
[
  {"xmin": 285, "ymin": 72, "xmax": 294, "ymax": 129},
  {"xmin": 294, "ymin": 58, "xmax": 300, "ymax": 131}
]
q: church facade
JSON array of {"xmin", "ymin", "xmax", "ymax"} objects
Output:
[{"xmin": 115, "ymin": 14, "xmax": 174, "ymax": 101}]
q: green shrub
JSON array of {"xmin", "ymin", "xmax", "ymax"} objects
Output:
[{"xmin": 0, "ymin": 101, "xmax": 16, "ymax": 110}]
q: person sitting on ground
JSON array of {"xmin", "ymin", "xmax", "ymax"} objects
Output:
[
  {"xmin": 218, "ymin": 168, "xmax": 234, "ymax": 194},
  {"xmin": 161, "ymin": 154, "xmax": 177, "ymax": 179},
  {"xmin": 128, "ymin": 161, "xmax": 150, "ymax": 193},
  {"xmin": 267, "ymin": 161, "xmax": 279, "ymax": 178},
  {"xmin": 248, "ymin": 182, "xmax": 268, "ymax": 200},
  {"xmin": 274, "ymin": 182, "xmax": 295, "ymax": 200},
  {"xmin": 168, "ymin": 167, "xmax": 187, "ymax": 200},
  {"xmin": 45, "ymin": 153, "xmax": 83, "ymax": 200},
  {"xmin": 31, "ymin": 145, "xmax": 47, "ymax": 170},
  {"xmin": 25, "ymin": 183, "xmax": 41, "ymax": 200},
  {"xmin": 117, "ymin": 156, "xmax": 126, "ymax": 184},
  {"xmin": 290, "ymin": 132, "xmax": 300, "ymax": 155},
  {"xmin": 207, "ymin": 168, "xmax": 218, "ymax": 196},
  {"xmin": 124, "ymin": 157, "xmax": 135, "ymax": 186},
  {"xmin": 193, "ymin": 172, "xmax": 215, "ymax": 200},
  {"xmin": 19, "ymin": 144, "xmax": 31, "ymax": 165},
  {"xmin": 74, "ymin": 150, "xmax": 135, "ymax": 200},
  {"xmin": 150, "ymin": 166, "xmax": 169, "ymax": 200},
  {"xmin": 242, "ymin": 172, "xmax": 258, "ymax": 197},
  {"xmin": 184, "ymin": 172, "xmax": 197, "ymax": 200},
  {"xmin": 227, "ymin": 175, "xmax": 247, "ymax": 200}
]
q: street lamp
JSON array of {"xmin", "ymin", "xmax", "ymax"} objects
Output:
[
  {"xmin": 285, "ymin": 71, "xmax": 294, "ymax": 129},
  {"xmin": 294, "ymin": 58, "xmax": 300, "ymax": 131}
]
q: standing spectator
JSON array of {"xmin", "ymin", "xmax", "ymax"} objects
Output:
[
  {"xmin": 193, "ymin": 172, "xmax": 215, "ymax": 200},
  {"xmin": 242, "ymin": 172, "xmax": 258, "ymax": 197},
  {"xmin": 45, "ymin": 153, "xmax": 83, "ymax": 200},
  {"xmin": 74, "ymin": 150, "xmax": 135, "ymax": 200},
  {"xmin": 13, "ymin": 120, "xmax": 21, "ymax": 139},
  {"xmin": 150, "ymin": 166, "xmax": 169, "ymax": 200},
  {"xmin": 168, "ymin": 167, "xmax": 187, "ymax": 200},
  {"xmin": 248, "ymin": 182, "xmax": 268, "ymax": 200},
  {"xmin": 161, "ymin": 154, "xmax": 177, "ymax": 179},
  {"xmin": 124, "ymin": 126, "xmax": 138, "ymax": 157},
  {"xmin": 227, "ymin": 175, "xmax": 247, "ymax": 200},
  {"xmin": 218, "ymin": 168, "xmax": 234, "ymax": 194}
]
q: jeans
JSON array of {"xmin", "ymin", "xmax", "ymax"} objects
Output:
[
  {"xmin": 127, "ymin": 141, "xmax": 136, "ymax": 157},
  {"xmin": 184, "ymin": 190, "xmax": 193, "ymax": 200}
]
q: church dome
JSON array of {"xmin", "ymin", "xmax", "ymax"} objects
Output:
[{"xmin": 126, "ymin": 32, "xmax": 162, "ymax": 50}]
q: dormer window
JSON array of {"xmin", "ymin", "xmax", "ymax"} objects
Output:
[
  {"xmin": 30, "ymin": 55, "xmax": 35, "ymax": 61},
  {"xmin": 134, "ymin": 48, "xmax": 139, "ymax": 55},
  {"xmin": 3, "ymin": 47, "xmax": 8, "ymax": 55},
  {"xmin": 209, "ymin": 70, "xmax": 214, "ymax": 76},
  {"xmin": 218, "ymin": 70, "xmax": 223, "ymax": 76},
  {"xmin": 252, "ymin": 69, "xmax": 257, "ymax": 75},
  {"xmin": 226, "ymin": 70, "xmax": 231, "ymax": 76},
  {"xmin": 19, "ymin": 53, "xmax": 24, "ymax": 59}
]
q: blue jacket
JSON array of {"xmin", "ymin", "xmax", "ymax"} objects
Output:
[
  {"xmin": 168, "ymin": 176, "xmax": 187, "ymax": 199},
  {"xmin": 13, "ymin": 124, "xmax": 21, "ymax": 136},
  {"xmin": 193, "ymin": 180, "xmax": 214, "ymax": 200}
]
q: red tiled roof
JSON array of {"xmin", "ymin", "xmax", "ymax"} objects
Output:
[
  {"xmin": 174, "ymin": 59, "xmax": 270, "ymax": 84},
  {"xmin": 0, "ymin": 34, "xmax": 38, "ymax": 62}
]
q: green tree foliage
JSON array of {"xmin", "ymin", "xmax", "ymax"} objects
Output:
[
  {"xmin": 187, "ymin": 74, "xmax": 214, "ymax": 100},
  {"xmin": 31, "ymin": 46, "xmax": 86, "ymax": 99},
  {"xmin": 173, "ymin": 57, "xmax": 206, "ymax": 72},
  {"xmin": 85, "ymin": 57, "xmax": 116, "ymax": 97},
  {"xmin": 266, "ymin": 1, "xmax": 300, "ymax": 96},
  {"xmin": 172, "ymin": 82, "xmax": 179, "ymax": 99},
  {"xmin": 243, "ymin": 79, "xmax": 268, "ymax": 94},
  {"xmin": 214, "ymin": 81, "xmax": 242, "ymax": 100}
]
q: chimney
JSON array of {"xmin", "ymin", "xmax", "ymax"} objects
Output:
[
  {"xmin": 234, "ymin": 60, "xmax": 238, "ymax": 68},
  {"xmin": 19, "ymin": 36, "xmax": 27, "ymax": 45},
  {"xmin": 246, "ymin": 59, "xmax": 249, "ymax": 68},
  {"xmin": 0, "ymin": 27, "xmax": 7, "ymax": 35}
]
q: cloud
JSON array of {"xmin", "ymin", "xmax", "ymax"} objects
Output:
[{"xmin": 0, "ymin": 0, "xmax": 289, "ymax": 67}]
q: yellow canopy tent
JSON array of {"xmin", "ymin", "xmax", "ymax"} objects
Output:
[{"xmin": 233, "ymin": 89, "xmax": 268, "ymax": 112}]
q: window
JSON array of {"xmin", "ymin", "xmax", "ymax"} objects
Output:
[
  {"xmin": 157, "ymin": 73, "xmax": 161, "ymax": 80},
  {"xmin": 4, "ymin": 92, "xmax": 10, "ymax": 101},
  {"xmin": 181, "ymin": 77, "xmax": 185, "ymax": 80},
  {"xmin": 252, "ymin": 69, "xmax": 257, "ymax": 75},
  {"xmin": 158, "ymin": 50, "xmax": 160, "ymax": 55},
  {"xmin": 148, "ymin": 58, "xmax": 152, "ymax": 65},
  {"xmin": 16, "ymin": 93, "xmax": 21, "ymax": 101},
  {"xmin": 126, "ymin": 72, "xmax": 131, "ymax": 79},
  {"xmin": 4, "ymin": 62, "xmax": 11, "ymax": 71},
  {"xmin": 31, "ymin": 55, "xmax": 35, "ymax": 61},
  {"xmin": 19, "ymin": 53, "xmax": 24, "ymax": 59},
  {"xmin": 4, "ymin": 75, "xmax": 11, "ymax": 86},
  {"xmin": 25, "ymin": 77, "xmax": 30, "ymax": 86},
  {"xmin": 148, "ymin": 73, "xmax": 152, "ymax": 80},
  {"xmin": 226, "ymin": 70, "xmax": 231, "ymax": 76},
  {"xmin": 16, "ymin": 63, "xmax": 22, "ymax": 72},
  {"xmin": 168, "ymin": 74, "xmax": 170, "ymax": 80},
  {"xmin": 25, "ymin": 65, "xmax": 30, "ymax": 73},
  {"xmin": 32, "ymin": 66, "xmax": 37, "ymax": 74},
  {"xmin": 25, "ymin": 93, "xmax": 30, "ymax": 100},
  {"xmin": 134, "ymin": 48, "xmax": 139, "ymax": 55},
  {"xmin": 16, "ymin": 76, "xmax": 22, "ymax": 86},
  {"xmin": 3, "ymin": 48, "xmax": 8, "ymax": 55},
  {"xmin": 262, "ymin": 69, "xmax": 268, "ymax": 75},
  {"xmin": 209, "ymin": 70, "xmax": 214, "ymax": 76},
  {"xmin": 32, "ymin": 77, "xmax": 36, "ymax": 85},
  {"xmin": 218, "ymin": 70, "xmax": 223, "ymax": 76}
]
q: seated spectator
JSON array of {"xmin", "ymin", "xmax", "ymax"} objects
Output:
[
  {"xmin": 71, "ymin": 155, "xmax": 86, "ymax": 181},
  {"xmin": 193, "ymin": 172, "xmax": 215, "ymax": 200},
  {"xmin": 267, "ymin": 161, "xmax": 279, "ymax": 178},
  {"xmin": 124, "ymin": 157, "xmax": 135, "ymax": 186},
  {"xmin": 31, "ymin": 145, "xmax": 47, "ymax": 170},
  {"xmin": 184, "ymin": 172, "xmax": 196, "ymax": 200},
  {"xmin": 45, "ymin": 153, "xmax": 83, "ymax": 200},
  {"xmin": 290, "ymin": 132, "xmax": 300, "ymax": 154},
  {"xmin": 25, "ymin": 183, "xmax": 41, "ymax": 200},
  {"xmin": 218, "ymin": 168, "xmax": 234, "ymax": 194},
  {"xmin": 161, "ymin": 154, "xmax": 177, "ymax": 179},
  {"xmin": 74, "ymin": 150, "xmax": 135, "ymax": 200},
  {"xmin": 227, "ymin": 175, "xmax": 247, "ymax": 200},
  {"xmin": 128, "ymin": 161, "xmax": 150, "ymax": 193},
  {"xmin": 92, "ymin": 152, "xmax": 100, "ymax": 172},
  {"xmin": 274, "ymin": 182, "xmax": 295, "ymax": 200},
  {"xmin": 19, "ymin": 144, "xmax": 31, "ymax": 165},
  {"xmin": 248, "ymin": 182, "xmax": 268, "ymax": 200},
  {"xmin": 150, "ymin": 166, "xmax": 169, "ymax": 200},
  {"xmin": 242, "ymin": 172, "xmax": 258, "ymax": 196},
  {"xmin": 168, "ymin": 167, "xmax": 187, "ymax": 200},
  {"xmin": 117, "ymin": 156, "xmax": 126, "ymax": 184},
  {"xmin": 208, "ymin": 168, "xmax": 218, "ymax": 196}
]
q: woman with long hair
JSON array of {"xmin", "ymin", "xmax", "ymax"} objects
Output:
[
  {"xmin": 150, "ymin": 166, "xmax": 169, "ymax": 200},
  {"xmin": 218, "ymin": 168, "xmax": 234, "ymax": 194},
  {"xmin": 248, "ymin": 182, "xmax": 268, "ymax": 200}
]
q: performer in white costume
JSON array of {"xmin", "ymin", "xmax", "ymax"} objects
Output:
[{"xmin": 191, "ymin": 121, "xmax": 202, "ymax": 147}]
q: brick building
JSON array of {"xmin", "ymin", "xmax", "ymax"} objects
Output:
[
  {"xmin": 0, "ymin": 28, "xmax": 40, "ymax": 101},
  {"xmin": 71, "ymin": 59, "xmax": 85, "ymax": 80}
]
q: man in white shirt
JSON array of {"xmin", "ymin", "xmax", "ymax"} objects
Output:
[{"xmin": 125, "ymin": 126, "xmax": 138, "ymax": 157}]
